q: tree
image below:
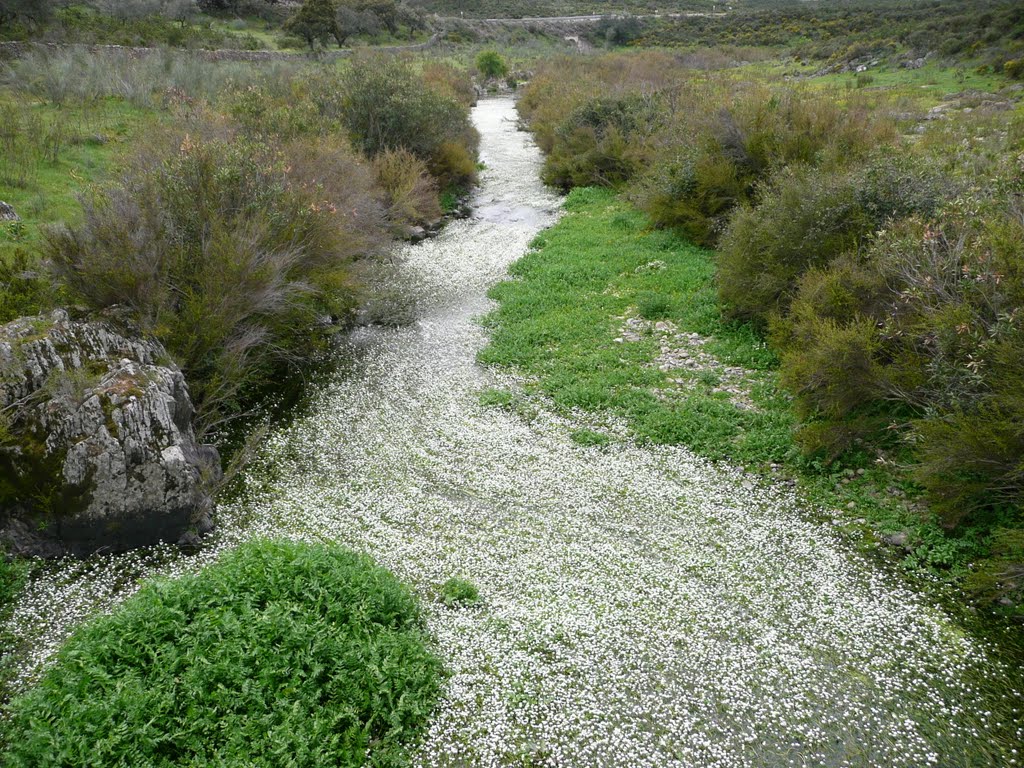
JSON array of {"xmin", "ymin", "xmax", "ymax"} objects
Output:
[
  {"xmin": 592, "ymin": 14, "xmax": 644, "ymax": 46},
  {"xmin": 285, "ymin": 0, "xmax": 339, "ymax": 50},
  {"xmin": 334, "ymin": 4, "xmax": 379, "ymax": 45},
  {"xmin": 355, "ymin": 0, "xmax": 397, "ymax": 34},
  {"xmin": 475, "ymin": 50, "xmax": 507, "ymax": 79}
]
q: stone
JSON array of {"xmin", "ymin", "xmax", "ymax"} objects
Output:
[
  {"xmin": 0, "ymin": 201, "xmax": 18, "ymax": 221},
  {"xmin": 883, "ymin": 531, "xmax": 909, "ymax": 548},
  {"xmin": 0, "ymin": 309, "xmax": 219, "ymax": 557}
]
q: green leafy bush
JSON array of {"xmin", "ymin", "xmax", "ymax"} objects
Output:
[
  {"xmin": 1, "ymin": 539, "xmax": 442, "ymax": 767},
  {"xmin": 439, "ymin": 576, "xmax": 480, "ymax": 606},
  {"xmin": 0, "ymin": 548, "xmax": 28, "ymax": 684},
  {"xmin": 475, "ymin": 49, "xmax": 508, "ymax": 79}
]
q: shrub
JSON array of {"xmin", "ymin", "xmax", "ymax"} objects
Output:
[
  {"xmin": 4, "ymin": 48, "xmax": 295, "ymax": 108},
  {"xmin": 543, "ymin": 93, "xmax": 662, "ymax": 190},
  {"xmin": 430, "ymin": 140, "xmax": 478, "ymax": 190},
  {"xmin": 631, "ymin": 144, "xmax": 746, "ymax": 247},
  {"xmin": 779, "ymin": 182, "xmax": 1024, "ymax": 527},
  {"xmin": 373, "ymin": 147, "xmax": 442, "ymax": 228},
  {"xmin": 422, "ymin": 61, "xmax": 477, "ymax": 109},
  {"xmin": 228, "ymin": 82, "xmax": 322, "ymax": 138},
  {"xmin": 718, "ymin": 155, "xmax": 954, "ymax": 325},
  {"xmin": 632, "ymin": 86, "xmax": 896, "ymax": 246},
  {"xmin": 475, "ymin": 49, "xmax": 508, "ymax": 79},
  {"xmin": 1, "ymin": 539, "xmax": 442, "ymax": 767},
  {"xmin": 332, "ymin": 54, "xmax": 478, "ymax": 188},
  {"xmin": 47, "ymin": 125, "xmax": 386, "ymax": 433}
]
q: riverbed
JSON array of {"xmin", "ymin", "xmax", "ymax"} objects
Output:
[{"xmin": 4, "ymin": 97, "xmax": 1021, "ymax": 767}]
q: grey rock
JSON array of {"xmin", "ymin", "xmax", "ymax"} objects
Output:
[
  {"xmin": 0, "ymin": 309, "xmax": 219, "ymax": 557},
  {"xmin": 883, "ymin": 531, "xmax": 909, "ymax": 548},
  {"xmin": 0, "ymin": 201, "xmax": 18, "ymax": 221}
]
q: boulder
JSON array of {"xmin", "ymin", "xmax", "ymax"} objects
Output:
[{"xmin": 0, "ymin": 309, "xmax": 219, "ymax": 557}]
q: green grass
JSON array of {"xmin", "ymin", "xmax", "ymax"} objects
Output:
[
  {"xmin": 480, "ymin": 187, "xmax": 792, "ymax": 466},
  {"xmin": 0, "ymin": 94, "xmax": 155, "ymax": 321},
  {"xmin": 0, "ymin": 540, "xmax": 442, "ymax": 767},
  {"xmin": 479, "ymin": 187, "xmax": 1024, "ymax": 618},
  {"xmin": 0, "ymin": 96, "xmax": 151, "ymax": 253},
  {"xmin": 0, "ymin": 553, "xmax": 29, "ymax": 690},
  {"xmin": 814, "ymin": 61, "xmax": 1011, "ymax": 104}
]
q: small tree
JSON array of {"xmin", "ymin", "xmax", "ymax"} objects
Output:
[
  {"xmin": 285, "ymin": 0, "xmax": 338, "ymax": 50},
  {"xmin": 334, "ymin": 4, "xmax": 378, "ymax": 45},
  {"xmin": 356, "ymin": 0, "xmax": 397, "ymax": 34},
  {"xmin": 475, "ymin": 50, "xmax": 507, "ymax": 79}
]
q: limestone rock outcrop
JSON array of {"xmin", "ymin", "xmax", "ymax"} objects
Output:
[{"xmin": 0, "ymin": 309, "xmax": 218, "ymax": 557}]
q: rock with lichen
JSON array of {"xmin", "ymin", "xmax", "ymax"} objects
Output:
[{"xmin": 0, "ymin": 309, "xmax": 218, "ymax": 557}]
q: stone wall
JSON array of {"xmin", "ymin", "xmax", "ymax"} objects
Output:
[{"xmin": 0, "ymin": 34, "xmax": 440, "ymax": 64}]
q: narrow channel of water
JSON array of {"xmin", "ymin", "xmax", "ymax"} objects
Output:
[{"xmin": 5, "ymin": 97, "xmax": 1021, "ymax": 767}]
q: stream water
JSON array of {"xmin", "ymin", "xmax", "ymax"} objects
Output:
[{"xmin": 5, "ymin": 97, "xmax": 1022, "ymax": 767}]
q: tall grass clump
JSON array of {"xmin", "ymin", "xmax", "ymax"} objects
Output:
[
  {"xmin": 47, "ymin": 121, "xmax": 387, "ymax": 434},
  {"xmin": 0, "ymin": 539, "xmax": 442, "ymax": 767}
]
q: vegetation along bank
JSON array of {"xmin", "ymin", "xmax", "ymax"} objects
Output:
[{"xmin": 493, "ymin": 38, "xmax": 1024, "ymax": 619}]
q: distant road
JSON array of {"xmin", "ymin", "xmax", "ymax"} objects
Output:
[{"xmin": 446, "ymin": 11, "xmax": 727, "ymax": 23}]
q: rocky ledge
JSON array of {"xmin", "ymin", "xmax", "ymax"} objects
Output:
[{"xmin": 0, "ymin": 309, "xmax": 219, "ymax": 558}]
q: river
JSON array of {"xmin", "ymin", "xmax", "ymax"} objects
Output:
[{"xmin": 4, "ymin": 97, "xmax": 1021, "ymax": 768}]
